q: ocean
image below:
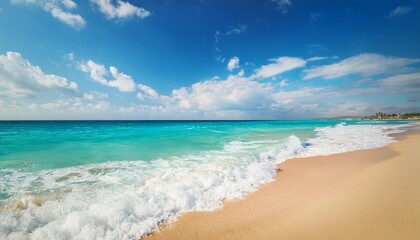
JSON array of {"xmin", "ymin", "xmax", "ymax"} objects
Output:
[{"xmin": 0, "ymin": 120, "xmax": 413, "ymax": 239}]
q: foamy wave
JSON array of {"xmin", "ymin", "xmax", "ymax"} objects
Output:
[
  {"xmin": 296, "ymin": 123, "xmax": 407, "ymax": 158},
  {"xmin": 0, "ymin": 136, "xmax": 305, "ymax": 239},
  {"xmin": 0, "ymin": 123, "xmax": 410, "ymax": 239}
]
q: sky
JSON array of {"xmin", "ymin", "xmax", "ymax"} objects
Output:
[{"xmin": 0, "ymin": 0, "xmax": 419, "ymax": 120}]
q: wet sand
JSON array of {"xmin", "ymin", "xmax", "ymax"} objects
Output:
[{"xmin": 145, "ymin": 129, "xmax": 420, "ymax": 240}]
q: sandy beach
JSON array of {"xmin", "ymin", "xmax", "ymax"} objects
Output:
[{"xmin": 145, "ymin": 127, "xmax": 420, "ymax": 240}]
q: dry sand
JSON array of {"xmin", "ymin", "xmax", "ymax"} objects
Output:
[{"xmin": 145, "ymin": 129, "xmax": 420, "ymax": 240}]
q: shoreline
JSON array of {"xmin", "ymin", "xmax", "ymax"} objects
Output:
[{"xmin": 144, "ymin": 125, "xmax": 420, "ymax": 240}]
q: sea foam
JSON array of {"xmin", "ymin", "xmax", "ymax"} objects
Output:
[
  {"xmin": 0, "ymin": 123, "xmax": 409, "ymax": 239},
  {"xmin": 295, "ymin": 123, "xmax": 407, "ymax": 158}
]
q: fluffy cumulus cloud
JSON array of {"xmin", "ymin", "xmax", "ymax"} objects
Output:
[
  {"xmin": 303, "ymin": 53, "xmax": 419, "ymax": 80},
  {"xmin": 78, "ymin": 60, "xmax": 107, "ymax": 84},
  {"xmin": 11, "ymin": 0, "xmax": 149, "ymax": 28},
  {"xmin": 227, "ymin": 57, "xmax": 240, "ymax": 71},
  {"xmin": 11, "ymin": 0, "xmax": 85, "ymax": 29},
  {"xmin": 50, "ymin": 7, "xmax": 85, "ymax": 29},
  {"xmin": 117, "ymin": 76, "xmax": 344, "ymax": 119},
  {"xmin": 135, "ymin": 69, "xmax": 415, "ymax": 119},
  {"xmin": 108, "ymin": 66, "xmax": 137, "ymax": 92},
  {"xmin": 75, "ymin": 53, "xmax": 419, "ymax": 119},
  {"xmin": 2, "ymin": 52, "xmax": 419, "ymax": 119},
  {"xmin": 79, "ymin": 60, "xmax": 136, "ymax": 92},
  {"xmin": 90, "ymin": 0, "xmax": 150, "ymax": 19},
  {"xmin": 61, "ymin": 0, "xmax": 77, "ymax": 9},
  {"xmin": 388, "ymin": 6, "xmax": 412, "ymax": 18},
  {"xmin": 254, "ymin": 57, "xmax": 306, "ymax": 78},
  {"xmin": 137, "ymin": 84, "xmax": 159, "ymax": 100},
  {"xmin": 0, "ymin": 51, "xmax": 78, "ymax": 97},
  {"xmin": 169, "ymin": 75, "xmax": 273, "ymax": 111}
]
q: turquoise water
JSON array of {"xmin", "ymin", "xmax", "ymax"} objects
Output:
[
  {"xmin": 0, "ymin": 120, "xmax": 413, "ymax": 239},
  {"xmin": 0, "ymin": 120, "xmax": 339, "ymax": 171}
]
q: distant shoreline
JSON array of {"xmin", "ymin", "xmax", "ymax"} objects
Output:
[
  {"xmin": 0, "ymin": 118, "xmax": 419, "ymax": 122},
  {"xmin": 365, "ymin": 118, "xmax": 420, "ymax": 120}
]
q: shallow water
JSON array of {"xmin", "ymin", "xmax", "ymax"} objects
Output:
[{"xmin": 0, "ymin": 120, "xmax": 413, "ymax": 239}]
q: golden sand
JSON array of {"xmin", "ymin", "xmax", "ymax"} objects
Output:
[{"xmin": 145, "ymin": 130, "xmax": 420, "ymax": 240}]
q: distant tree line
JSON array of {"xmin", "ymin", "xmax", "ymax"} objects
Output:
[{"xmin": 364, "ymin": 112, "xmax": 420, "ymax": 120}]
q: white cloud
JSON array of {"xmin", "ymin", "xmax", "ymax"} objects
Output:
[
  {"xmin": 38, "ymin": 99, "xmax": 70, "ymax": 110},
  {"xmin": 169, "ymin": 75, "xmax": 273, "ymax": 111},
  {"xmin": 51, "ymin": 7, "xmax": 85, "ymax": 29},
  {"xmin": 0, "ymin": 97, "xmax": 116, "ymax": 119},
  {"xmin": 225, "ymin": 24, "xmax": 247, "ymax": 36},
  {"xmin": 72, "ymin": 100, "xmax": 111, "ymax": 111},
  {"xmin": 11, "ymin": 0, "xmax": 85, "ymax": 29},
  {"xmin": 388, "ymin": 6, "xmax": 412, "ymax": 18},
  {"xmin": 137, "ymin": 84, "xmax": 159, "ymax": 100},
  {"xmin": 307, "ymin": 56, "xmax": 328, "ymax": 62},
  {"xmin": 90, "ymin": 0, "xmax": 150, "ymax": 19},
  {"xmin": 255, "ymin": 57, "xmax": 306, "ymax": 78},
  {"xmin": 92, "ymin": 91, "xmax": 109, "ymax": 99},
  {"xmin": 38, "ymin": 98, "xmax": 111, "ymax": 112},
  {"xmin": 128, "ymin": 76, "xmax": 365, "ymax": 118},
  {"xmin": 272, "ymin": 0, "xmax": 292, "ymax": 13},
  {"xmin": 379, "ymin": 72, "xmax": 420, "ymax": 93},
  {"xmin": 119, "ymin": 106, "xmax": 135, "ymax": 113},
  {"xmin": 108, "ymin": 66, "xmax": 137, "ymax": 92},
  {"xmin": 279, "ymin": 79, "xmax": 289, "ymax": 87},
  {"xmin": 83, "ymin": 93, "xmax": 95, "ymax": 100},
  {"xmin": 0, "ymin": 51, "xmax": 78, "ymax": 97},
  {"xmin": 83, "ymin": 91, "xmax": 108, "ymax": 101},
  {"xmin": 61, "ymin": 0, "xmax": 76, "ymax": 9},
  {"xmin": 79, "ymin": 60, "xmax": 137, "ymax": 92},
  {"xmin": 272, "ymin": 87, "xmax": 319, "ymax": 105},
  {"xmin": 79, "ymin": 60, "xmax": 108, "ymax": 84},
  {"xmin": 303, "ymin": 53, "xmax": 419, "ymax": 80},
  {"xmin": 3, "ymin": 50, "xmax": 417, "ymax": 119},
  {"xmin": 227, "ymin": 57, "xmax": 240, "ymax": 71},
  {"xmin": 119, "ymin": 58, "xmax": 387, "ymax": 118}
]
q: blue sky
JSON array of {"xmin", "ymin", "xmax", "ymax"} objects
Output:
[{"xmin": 0, "ymin": 0, "xmax": 419, "ymax": 119}]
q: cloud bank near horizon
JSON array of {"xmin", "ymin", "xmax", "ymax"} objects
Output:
[{"xmin": 1, "ymin": 51, "xmax": 419, "ymax": 120}]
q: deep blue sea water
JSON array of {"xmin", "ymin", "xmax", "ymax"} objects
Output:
[{"xmin": 0, "ymin": 120, "xmax": 414, "ymax": 239}]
